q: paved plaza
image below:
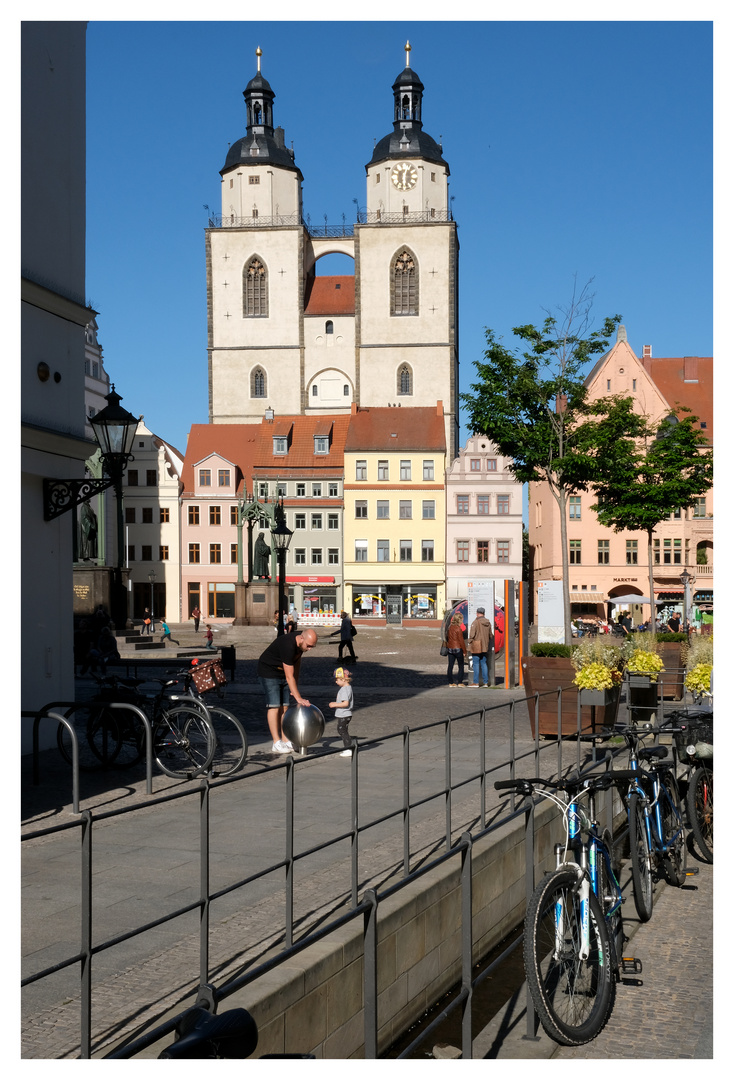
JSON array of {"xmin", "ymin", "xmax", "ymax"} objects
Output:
[{"xmin": 21, "ymin": 623, "xmax": 713, "ymax": 1059}]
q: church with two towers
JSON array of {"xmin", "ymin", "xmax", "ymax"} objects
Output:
[{"xmin": 205, "ymin": 43, "xmax": 460, "ymax": 460}]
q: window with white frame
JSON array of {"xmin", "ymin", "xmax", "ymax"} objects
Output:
[
  {"xmin": 423, "ymin": 459, "xmax": 434, "ymax": 480},
  {"xmin": 422, "ymin": 500, "xmax": 435, "ymax": 519},
  {"xmin": 421, "ymin": 539, "xmax": 434, "ymax": 562},
  {"xmin": 355, "ymin": 540, "xmax": 368, "ymax": 562},
  {"xmin": 400, "ymin": 460, "xmax": 411, "ymax": 481}
]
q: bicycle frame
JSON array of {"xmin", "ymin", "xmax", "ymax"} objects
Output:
[{"xmin": 626, "ymin": 740, "xmax": 684, "ymax": 865}]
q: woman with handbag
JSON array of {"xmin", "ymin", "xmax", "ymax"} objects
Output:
[{"xmin": 445, "ymin": 612, "xmax": 467, "ymax": 686}]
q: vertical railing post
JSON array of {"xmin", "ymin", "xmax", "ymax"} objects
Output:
[
  {"xmin": 460, "ymin": 832, "xmax": 473, "ymax": 1059},
  {"xmin": 363, "ymin": 888, "xmax": 378, "ymax": 1058},
  {"xmin": 80, "ymin": 810, "xmax": 93, "ymax": 1059},
  {"xmin": 286, "ymin": 757, "xmax": 294, "ymax": 947},
  {"xmin": 351, "ymin": 744, "xmax": 359, "ymax": 907},
  {"xmin": 200, "ymin": 779, "xmax": 210, "ymax": 986},
  {"xmin": 445, "ymin": 718, "xmax": 452, "ymax": 850},
  {"xmin": 480, "ymin": 708, "xmax": 486, "ymax": 829},
  {"xmin": 523, "ymin": 797, "xmax": 540, "ymax": 1041},
  {"xmin": 402, "ymin": 726, "xmax": 410, "ymax": 877},
  {"xmin": 509, "ymin": 699, "xmax": 517, "ymax": 813}
]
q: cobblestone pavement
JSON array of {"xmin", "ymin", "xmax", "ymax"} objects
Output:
[{"xmin": 21, "ymin": 624, "xmax": 713, "ymax": 1060}]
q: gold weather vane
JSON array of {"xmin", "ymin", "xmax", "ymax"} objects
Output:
[
  {"xmin": 256, "ymin": 46, "xmax": 262, "ymax": 73},
  {"xmin": 405, "ymin": 40, "xmax": 411, "ymax": 68}
]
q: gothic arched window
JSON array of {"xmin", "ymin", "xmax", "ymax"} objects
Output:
[
  {"xmin": 391, "ymin": 248, "xmax": 418, "ymax": 316},
  {"xmin": 397, "ymin": 364, "xmax": 413, "ymax": 396},
  {"xmin": 250, "ymin": 366, "xmax": 267, "ymax": 398},
  {"xmin": 243, "ymin": 256, "xmax": 268, "ymax": 317}
]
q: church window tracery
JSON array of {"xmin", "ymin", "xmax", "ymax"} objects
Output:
[
  {"xmin": 391, "ymin": 249, "xmax": 418, "ymax": 316},
  {"xmin": 250, "ymin": 366, "xmax": 267, "ymax": 398},
  {"xmin": 243, "ymin": 256, "xmax": 268, "ymax": 317},
  {"xmin": 397, "ymin": 363, "xmax": 413, "ymax": 396}
]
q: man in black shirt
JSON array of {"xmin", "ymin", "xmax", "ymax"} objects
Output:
[
  {"xmin": 667, "ymin": 612, "xmax": 681, "ymax": 633},
  {"xmin": 257, "ymin": 628, "xmax": 318, "ymax": 753}
]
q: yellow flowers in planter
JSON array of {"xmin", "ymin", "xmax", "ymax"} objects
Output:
[
  {"xmin": 572, "ymin": 639, "xmax": 625, "ymax": 691},
  {"xmin": 623, "ymin": 630, "xmax": 664, "ymax": 682},
  {"xmin": 684, "ymin": 636, "xmax": 713, "ymax": 697},
  {"xmin": 685, "ymin": 663, "xmax": 713, "ymax": 696},
  {"xmin": 626, "ymin": 650, "xmax": 664, "ymax": 681}
]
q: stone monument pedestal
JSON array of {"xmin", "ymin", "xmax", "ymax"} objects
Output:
[{"xmin": 233, "ymin": 580, "xmax": 279, "ymax": 626}]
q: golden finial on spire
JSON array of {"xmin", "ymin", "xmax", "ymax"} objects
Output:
[
  {"xmin": 405, "ymin": 40, "xmax": 411, "ymax": 67},
  {"xmin": 256, "ymin": 46, "xmax": 262, "ymax": 73}
]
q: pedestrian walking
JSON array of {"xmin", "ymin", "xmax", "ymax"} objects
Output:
[
  {"xmin": 446, "ymin": 611, "xmax": 467, "ymax": 686},
  {"xmin": 468, "ymin": 606, "xmax": 492, "ymax": 687},
  {"xmin": 142, "ymin": 607, "xmax": 153, "ymax": 635},
  {"xmin": 204, "ymin": 624, "xmax": 216, "ymax": 650},
  {"xmin": 329, "ymin": 666, "xmax": 356, "ymax": 756},
  {"xmin": 161, "ymin": 620, "xmax": 179, "ymax": 646},
  {"xmin": 257, "ymin": 627, "xmax": 319, "ymax": 753},
  {"xmin": 329, "ymin": 610, "xmax": 357, "ymax": 662},
  {"xmin": 191, "ymin": 605, "xmax": 201, "ymax": 633}
]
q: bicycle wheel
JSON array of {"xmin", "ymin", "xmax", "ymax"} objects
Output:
[
  {"xmin": 205, "ymin": 707, "xmax": 248, "ymax": 776},
  {"xmin": 686, "ymin": 764, "xmax": 713, "ymax": 863},
  {"xmin": 596, "ymin": 831, "xmax": 624, "ymax": 969},
  {"xmin": 524, "ymin": 866, "xmax": 616, "ymax": 1046},
  {"xmin": 660, "ymin": 772, "xmax": 688, "ymax": 887},
  {"xmin": 153, "ymin": 706, "xmax": 215, "ymax": 778},
  {"xmin": 628, "ymin": 793, "xmax": 654, "ymax": 922},
  {"xmin": 57, "ymin": 705, "xmax": 123, "ymax": 770}
]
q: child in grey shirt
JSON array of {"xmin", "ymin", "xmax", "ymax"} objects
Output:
[{"xmin": 329, "ymin": 667, "xmax": 355, "ymax": 757}]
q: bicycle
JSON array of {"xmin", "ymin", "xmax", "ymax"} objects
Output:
[
  {"xmin": 494, "ymin": 770, "xmax": 642, "ymax": 1046},
  {"xmin": 664, "ymin": 706, "xmax": 713, "ymax": 863},
  {"xmin": 59, "ymin": 665, "xmax": 248, "ymax": 778},
  {"xmin": 57, "ymin": 673, "xmax": 216, "ymax": 779}
]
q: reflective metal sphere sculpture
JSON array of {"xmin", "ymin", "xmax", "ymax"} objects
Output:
[{"xmin": 282, "ymin": 704, "xmax": 325, "ymax": 755}]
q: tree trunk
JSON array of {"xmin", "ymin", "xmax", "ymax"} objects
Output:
[{"xmin": 646, "ymin": 526, "xmax": 655, "ymax": 628}]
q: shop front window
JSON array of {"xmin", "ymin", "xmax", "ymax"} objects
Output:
[
  {"xmin": 402, "ymin": 586, "xmax": 437, "ymax": 620},
  {"xmin": 208, "ymin": 582, "xmax": 235, "ymax": 618},
  {"xmin": 352, "ymin": 588, "xmax": 386, "ymax": 618}
]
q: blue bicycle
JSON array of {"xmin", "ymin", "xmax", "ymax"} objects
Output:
[{"xmin": 495, "ymin": 770, "xmax": 641, "ymax": 1046}]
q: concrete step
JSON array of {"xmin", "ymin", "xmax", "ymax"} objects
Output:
[{"xmin": 133, "ymin": 641, "xmax": 165, "ymax": 651}]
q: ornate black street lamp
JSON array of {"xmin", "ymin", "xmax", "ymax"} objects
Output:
[
  {"xmin": 148, "ymin": 569, "xmax": 156, "ymax": 629},
  {"xmin": 270, "ymin": 501, "xmax": 293, "ymax": 636},
  {"xmin": 43, "ymin": 384, "xmax": 139, "ymax": 631}
]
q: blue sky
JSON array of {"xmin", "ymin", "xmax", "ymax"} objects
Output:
[{"xmin": 83, "ymin": 16, "xmax": 713, "ymax": 459}]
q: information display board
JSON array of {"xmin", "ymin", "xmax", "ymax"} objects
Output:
[{"xmin": 537, "ymin": 580, "xmax": 564, "ymax": 643}]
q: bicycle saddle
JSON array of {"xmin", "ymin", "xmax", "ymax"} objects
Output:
[{"xmin": 637, "ymin": 745, "xmax": 668, "ymax": 761}]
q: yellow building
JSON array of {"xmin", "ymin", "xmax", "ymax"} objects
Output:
[{"xmin": 342, "ymin": 403, "xmax": 447, "ymax": 625}]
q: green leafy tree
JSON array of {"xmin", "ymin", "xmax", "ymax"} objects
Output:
[
  {"xmin": 577, "ymin": 397, "xmax": 713, "ymax": 627},
  {"xmin": 461, "ymin": 282, "xmax": 621, "ymax": 643}
]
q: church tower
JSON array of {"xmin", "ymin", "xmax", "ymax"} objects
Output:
[
  {"xmin": 356, "ymin": 42, "xmax": 459, "ymax": 457},
  {"xmin": 207, "ymin": 44, "xmax": 459, "ymax": 458}
]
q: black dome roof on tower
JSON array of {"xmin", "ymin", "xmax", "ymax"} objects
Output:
[
  {"xmin": 221, "ymin": 52, "xmax": 302, "ymax": 178},
  {"xmin": 367, "ymin": 51, "xmax": 448, "ymax": 173}
]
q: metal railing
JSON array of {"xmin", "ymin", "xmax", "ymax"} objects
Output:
[
  {"xmin": 206, "ymin": 208, "xmax": 454, "ymax": 234},
  {"xmin": 19, "ymin": 684, "xmax": 669, "ymax": 1058}
]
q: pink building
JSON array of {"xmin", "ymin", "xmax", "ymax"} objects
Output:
[{"xmin": 529, "ymin": 328, "xmax": 713, "ymax": 628}]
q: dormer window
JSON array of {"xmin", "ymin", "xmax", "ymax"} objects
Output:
[
  {"xmin": 273, "ymin": 436, "xmax": 288, "ymax": 455},
  {"xmin": 314, "ymin": 436, "xmax": 329, "ymax": 454}
]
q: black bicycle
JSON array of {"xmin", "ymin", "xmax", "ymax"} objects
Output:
[
  {"xmin": 665, "ymin": 707, "xmax": 713, "ymax": 863},
  {"xmin": 57, "ymin": 674, "xmax": 216, "ymax": 778}
]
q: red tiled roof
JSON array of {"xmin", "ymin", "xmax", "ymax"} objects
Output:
[
  {"xmin": 645, "ymin": 357, "xmax": 713, "ymax": 442},
  {"xmin": 344, "ymin": 405, "xmax": 446, "ymax": 451},
  {"xmin": 252, "ymin": 413, "xmax": 351, "ymax": 471},
  {"xmin": 181, "ymin": 424, "xmax": 259, "ymax": 495},
  {"xmin": 303, "ymin": 276, "xmax": 355, "ymax": 316}
]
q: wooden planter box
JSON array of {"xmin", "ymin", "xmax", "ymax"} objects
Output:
[
  {"xmin": 521, "ymin": 656, "xmax": 620, "ymax": 738},
  {"xmin": 659, "ymin": 642, "xmax": 684, "ymax": 700}
]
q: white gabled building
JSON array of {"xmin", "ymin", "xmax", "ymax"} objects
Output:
[
  {"xmin": 121, "ymin": 423, "xmax": 184, "ymax": 626},
  {"xmin": 445, "ymin": 436, "xmax": 524, "ymax": 608}
]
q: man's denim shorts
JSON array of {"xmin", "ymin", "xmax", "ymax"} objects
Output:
[{"xmin": 259, "ymin": 675, "xmax": 291, "ymax": 709}]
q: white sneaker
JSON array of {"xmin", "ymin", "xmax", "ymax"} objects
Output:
[
  {"xmin": 272, "ymin": 740, "xmax": 291, "ymax": 754},
  {"xmin": 282, "ymin": 739, "xmax": 294, "ymax": 749},
  {"xmin": 339, "ymin": 749, "xmax": 353, "ymax": 757}
]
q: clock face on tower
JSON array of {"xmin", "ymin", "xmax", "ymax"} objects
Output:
[{"xmin": 391, "ymin": 162, "xmax": 418, "ymax": 190}]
